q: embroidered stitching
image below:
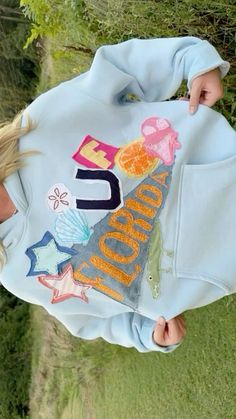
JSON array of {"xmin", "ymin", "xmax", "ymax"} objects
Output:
[
  {"xmin": 70, "ymin": 167, "xmax": 172, "ymax": 305},
  {"xmin": 26, "ymin": 231, "xmax": 77, "ymax": 276},
  {"xmin": 38, "ymin": 264, "xmax": 91, "ymax": 304},
  {"xmin": 150, "ymin": 171, "xmax": 169, "ymax": 187},
  {"xmin": 125, "ymin": 198, "xmax": 156, "ymax": 219},
  {"xmin": 146, "ymin": 221, "xmax": 163, "ymax": 299},
  {"xmin": 90, "ymin": 256, "xmax": 141, "ymax": 287},
  {"xmin": 55, "ymin": 209, "xmax": 93, "ymax": 245},
  {"xmin": 135, "ymin": 184, "xmax": 163, "ymax": 208},
  {"xmin": 115, "ymin": 138, "xmax": 159, "ymax": 178},
  {"xmin": 74, "ymin": 262, "xmax": 124, "ymax": 301},
  {"xmin": 99, "ymin": 231, "xmax": 140, "ymax": 264},
  {"xmin": 61, "ymin": 115, "xmax": 181, "ymax": 306},
  {"xmin": 108, "ymin": 207, "xmax": 152, "ymax": 242},
  {"xmin": 114, "ymin": 117, "xmax": 180, "ymax": 177},
  {"xmin": 47, "ymin": 183, "xmax": 73, "ymax": 213}
]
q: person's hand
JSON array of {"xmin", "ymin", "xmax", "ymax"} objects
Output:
[
  {"xmin": 180, "ymin": 68, "xmax": 224, "ymax": 114},
  {"xmin": 153, "ymin": 314, "xmax": 186, "ymax": 347}
]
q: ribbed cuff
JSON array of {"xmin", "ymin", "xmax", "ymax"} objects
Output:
[{"xmin": 186, "ymin": 40, "xmax": 230, "ymax": 90}]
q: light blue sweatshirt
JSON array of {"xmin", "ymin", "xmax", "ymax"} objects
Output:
[{"xmin": 0, "ymin": 37, "xmax": 235, "ymax": 353}]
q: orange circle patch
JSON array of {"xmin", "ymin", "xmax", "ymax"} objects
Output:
[{"xmin": 115, "ymin": 138, "xmax": 159, "ymax": 178}]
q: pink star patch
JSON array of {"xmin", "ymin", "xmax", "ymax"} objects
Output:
[{"xmin": 38, "ymin": 264, "xmax": 92, "ymax": 304}]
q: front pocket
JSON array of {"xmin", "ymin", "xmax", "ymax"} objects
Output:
[{"xmin": 174, "ymin": 153, "xmax": 236, "ymax": 294}]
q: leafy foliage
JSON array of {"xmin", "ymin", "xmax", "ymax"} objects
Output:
[
  {"xmin": 20, "ymin": 0, "xmax": 83, "ymax": 48},
  {"xmin": 0, "ymin": 0, "xmax": 39, "ymax": 121},
  {"xmin": 83, "ymin": 0, "xmax": 236, "ymax": 126},
  {"xmin": 21, "ymin": 0, "xmax": 236, "ymax": 126}
]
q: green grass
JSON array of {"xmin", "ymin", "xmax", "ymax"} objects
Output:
[
  {"xmin": 90, "ymin": 298, "xmax": 236, "ymax": 419},
  {"xmin": 26, "ymin": 1, "xmax": 236, "ymax": 418},
  {"xmin": 30, "ymin": 295, "xmax": 236, "ymax": 419},
  {"xmin": 29, "ymin": 306, "xmax": 83, "ymax": 419}
]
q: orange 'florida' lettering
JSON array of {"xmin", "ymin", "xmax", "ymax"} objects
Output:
[
  {"xmin": 136, "ymin": 184, "xmax": 163, "ymax": 208},
  {"xmin": 108, "ymin": 207, "xmax": 152, "ymax": 242},
  {"xmin": 90, "ymin": 256, "xmax": 141, "ymax": 287},
  {"xmin": 99, "ymin": 231, "xmax": 139, "ymax": 264},
  {"xmin": 73, "ymin": 171, "xmax": 169, "ymax": 303},
  {"xmin": 74, "ymin": 262, "xmax": 124, "ymax": 301}
]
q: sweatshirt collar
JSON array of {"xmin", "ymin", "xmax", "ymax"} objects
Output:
[
  {"xmin": 0, "ymin": 171, "xmax": 28, "ymax": 250},
  {"xmin": 3, "ymin": 171, "xmax": 28, "ymax": 215}
]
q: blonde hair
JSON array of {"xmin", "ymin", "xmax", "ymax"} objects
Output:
[{"xmin": 0, "ymin": 112, "xmax": 35, "ymax": 271}]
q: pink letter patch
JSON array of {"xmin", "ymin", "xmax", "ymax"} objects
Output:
[{"xmin": 72, "ymin": 135, "xmax": 119, "ymax": 169}]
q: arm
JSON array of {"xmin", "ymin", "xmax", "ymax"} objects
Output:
[
  {"xmin": 80, "ymin": 36, "xmax": 229, "ymax": 104},
  {"xmin": 51, "ymin": 311, "xmax": 181, "ymax": 353}
]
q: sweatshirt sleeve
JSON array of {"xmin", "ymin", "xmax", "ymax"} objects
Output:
[
  {"xmin": 51, "ymin": 311, "xmax": 180, "ymax": 353},
  {"xmin": 79, "ymin": 36, "xmax": 229, "ymax": 104}
]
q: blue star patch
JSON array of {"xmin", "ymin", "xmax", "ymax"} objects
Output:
[{"xmin": 26, "ymin": 231, "xmax": 77, "ymax": 277}]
